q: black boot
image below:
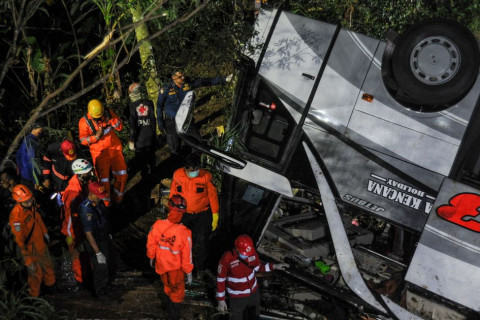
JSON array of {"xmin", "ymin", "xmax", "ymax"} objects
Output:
[{"xmin": 168, "ymin": 300, "xmax": 181, "ymax": 320}]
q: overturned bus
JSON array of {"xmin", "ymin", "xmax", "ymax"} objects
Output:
[{"xmin": 175, "ymin": 7, "xmax": 480, "ymax": 320}]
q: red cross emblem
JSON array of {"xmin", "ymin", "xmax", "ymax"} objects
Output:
[{"xmin": 136, "ymin": 104, "xmax": 148, "ymax": 116}]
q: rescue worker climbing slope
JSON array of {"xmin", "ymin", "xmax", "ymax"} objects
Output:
[
  {"xmin": 216, "ymin": 234, "xmax": 289, "ymax": 319},
  {"xmin": 61, "ymin": 159, "xmax": 95, "ymax": 286},
  {"xmin": 170, "ymin": 153, "xmax": 219, "ymax": 279},
  {"xmin": 146, "ymin": 195, "xmax": 193, "ymax": 320},
  {"xmin": 156, "ymin": 71, "xmax": 231, "ymax": 154},
  {"xmin": 78, "ymin": 99, "xmax": 127, "ymax": 205},
  {"xmin": 9, "ymin": 184, "xmax": 56, "ymax": 297},
  {"xmin": 42, "ymin": 139, "xmax": 78, "ymax": 192}
]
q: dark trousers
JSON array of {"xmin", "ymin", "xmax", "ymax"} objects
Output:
[
  {"xmin": 229, "ymin": 289, "xmax": 260, "ymax": 320},
  {"xmin": 133, "ymin": 145, "xmax": 155, "ymax": 177},
  {"xmin": 180, "ymin": 209, "xmax": 212, "ymax": 272},
  {"xmin": 164, "ymin": 118, "xmax": 202, "ymax": 154},
  {"xmin": 87, "ymin": 233, "xmax": 115, "ymax": 295}
]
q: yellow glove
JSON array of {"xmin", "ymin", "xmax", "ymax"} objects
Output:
[
  {"xmin": 212, "ymin": 213, "xmax": 219, "ymax": 231},
  {"xmin": 66, "ymin": 236, "xmax": 74, "ymax": 246}
]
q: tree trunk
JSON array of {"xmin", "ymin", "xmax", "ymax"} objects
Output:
[
  {"xmin": 0, "ymin": 0, "xmax": 211, "ymax": 171},
  {"xmin": 129, "ymin": 0, "xmax": 161, "ymax": 132}
]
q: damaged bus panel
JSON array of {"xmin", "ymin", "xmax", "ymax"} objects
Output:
[{"xmin": 176, "ymin": 7, "xmax": 480, "ymax": 320}]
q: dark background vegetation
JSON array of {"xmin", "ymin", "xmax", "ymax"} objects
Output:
[
  {"xmin": 0, "ymin": 0, "xmax": 478, "ymax": 165},
  {"xmin": 0, "ymin": 0, "xmax": 479, "ymax": 318}
]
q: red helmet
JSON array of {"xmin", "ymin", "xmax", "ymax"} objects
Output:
[
  {"xmin": 168, "ymin": 195, "xmax": 187, "ymax": 212},
  {"xmin": 12, "ymin": 184, "xmax": 33, "ymax": 203},
  {"xmin": 235, "ymin": 234, "xmax": 255, "ymax": 256},
  {"xmin": 60, "ymin": 139, "xmax": 77, "ymax": 160}
]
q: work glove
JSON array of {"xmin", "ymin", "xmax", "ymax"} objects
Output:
[
  {"xmin": 44, "ymin": 233, "xmax": 50, "ymax": 244},
  {"xmin": 212, "ymin": 213, "xmax": 219, "ymax": 231},
  {"xmin": 273, "ymin": 263, "xmax": 290, "ymax": 271},
  {"xmin": 128, "ymin": 141, "xmax": 135, "ymax": 151},
  {"xmin": 65, "ymin": 236, "xmax": 74, "ymax": 246},
  {"xmin": 150, "ymin": 258, "xmax": 155, "ymax": 269},
  {"xmin": 217, "ymin": 300, "xmax": 228, "ymax": 312},
  {"xmin": 226, "ymin": 74, "xmax": 234, "ymax": 83},
  {"xmin": 50, "ymin": 192, "xmax": 63, "ymax": 207},
  {"xmin": 96, "ymin": 252, "xmax": 107, "ymax": 264},
  {"xmin": 186, "ymin": 273, "xmax": 193, "ymax": 286}
]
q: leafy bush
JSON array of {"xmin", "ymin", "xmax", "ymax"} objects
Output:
[{"xmin": 0, "ymin": 269, "xmax": 71, "ymax": 320}]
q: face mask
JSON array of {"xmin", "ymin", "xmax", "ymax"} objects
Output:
[
  {"xmin": 238, "ymin": 253, "xmax": 248, "ymax": 260},
  {"xmin": 187, "ymin": 170, "xmax": 199, "ymax": 178}
]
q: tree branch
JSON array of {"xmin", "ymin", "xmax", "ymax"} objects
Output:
[{"xmin": 0, "ymin": 0, "xmax": 212, "ymax": 171}]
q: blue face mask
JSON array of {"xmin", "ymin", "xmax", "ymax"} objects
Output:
[
  {"xmin": 187, "ymin": 170, "xmax": 199, "ymax": 178},
  {"xmin": 238, "ymin": 253, "xmax": 248, "ymax": 260}
]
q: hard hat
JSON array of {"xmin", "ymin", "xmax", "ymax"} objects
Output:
[
  {"xmin": 60, "ymin": 140, "xmax": 77, "ymax": 161},
  {"xmin": 88, "ymin": 181, "xmax": 108, "ymax": 199},
  {"xmin": 128, "ymin": 83, "xmax": 140, "ymax": 94},
  {"xmin": 72, "ymin": 158, "xmax": 93, "ymax": 174},
  {"xmin": 87, "ymin": 99, "xmax": 104, "ymax": 118},
  {"xmin": 235, "ymin": 234, "xmax": 255, "ymax": 257},
  {"xmin": 12, "ymin": 184, "xmax": 33, "ymax": 203},
  {"xmin": 168, "ymin": 195, "xmax": 187, "ymax": 212}
]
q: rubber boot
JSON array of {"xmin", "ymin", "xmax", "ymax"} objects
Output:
[{"xmin": 168, "ymin": 300, "xmax": 181, "ymax": 320}]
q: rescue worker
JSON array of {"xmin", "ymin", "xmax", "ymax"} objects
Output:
[
  {"xmin": 78, "ymin": 181, "xmax": 115, "ymax": 301},
  {"xmin": 146, "ymin": 195, "xmax": 193, "ymax": 320},
  {"xmin": 156, "ymin": 70, "xmax": 232, "ymax": 154},
  {"xmin": 78, "ymin": 99, "xmax": 127, "ymax": 205},
  {"xmin": 42, "ymin": 139, "xmax": 77, "ymax": 192},
  {"xmin": 216, "ymin": 234, "xmax": 289, "ymax": 319},
  {"xmin": 16, "ymin": 120, "xmax": 46, "ymax": 191},
  {"xmin": 61, "ymin": 159, "xmax": 95, "ymax": 287},
  {"xmin": 127, "ymin": 83, "xmax": 156, "ymax": 177},
  {"xmin": 169, "ymin": 153, "xmax": 219, "ymax": 279},
  {"xmin": 0, "ymin": 167, "xmax": 19, "ymax": 262},
  {"xmin": 0, "ymin": 168, "xmax": 23, "ymax": 290},
  {"xmin": 9, "ymin": 184, "xmax": 56, "ymax": 297}
]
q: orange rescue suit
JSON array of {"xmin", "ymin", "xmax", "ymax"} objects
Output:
[
  {"xmin": 61, "ymin": 174, "xmax": 89, "ymax": 283},
  {"xmin": 78, "ymin": 109, "xmax": 127, "ymax": 204},
  {"xmin": 9, "ymin": 204, "xmax": 55, "ymax": 297},
  {"xmin": 146, "ymin": 219, "xmax": 193, "ymax": 302},
  {"xmin": 170, "ymin": 168, "xmax": 219, "ymax": 214}
]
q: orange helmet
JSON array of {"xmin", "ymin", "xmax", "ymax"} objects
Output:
[
  {"xmin": 235, "ymin": 234, "xmax": 255, "ymax": 257},
  {"xmin": 12, "ymin": 184, "xmax": 33, "ymax": 203},
  {"xmin": 87, "ymin": 99, "xmax": 104, "ymax": 118}
]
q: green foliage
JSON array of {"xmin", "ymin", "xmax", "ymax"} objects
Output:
[
  {"xmin": 150, "ymin": 0, "xmax": 255, "ymax": 83},
  {"xmin": 0, "ymin": 270, "xmax": 71, "ymax": 320},
  {"xmin": 280, "ymin": 0, "xmax": 480, "ymax": 39}
]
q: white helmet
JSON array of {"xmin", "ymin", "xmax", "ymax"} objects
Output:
[{"xmin": 72, "ymin": 159, "xmax": 93, "ymax": 174}]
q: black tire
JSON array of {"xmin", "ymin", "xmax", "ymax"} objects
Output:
[{"xmin": 388, "ymin": 19, "xmax": 480, "ymax": 110}]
